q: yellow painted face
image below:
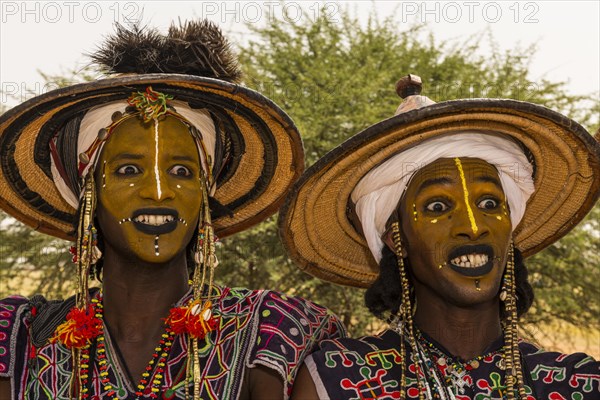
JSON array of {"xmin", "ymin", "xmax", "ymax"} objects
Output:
[
  {"xmin": 95, "ymin": 115, "xmax": 202, "ymax": 264},
  {"xmin": 398, "ymin": 157, "xmax": 512, "ymax": 306}
]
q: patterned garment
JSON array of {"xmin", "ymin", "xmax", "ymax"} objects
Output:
[
  {"xmin": 305, "ymin": 329, "xmax": 599, "ymax": 399},
  {"xmin": 0, "ymin": 286, "xmax": 346, "ymax": 400}
]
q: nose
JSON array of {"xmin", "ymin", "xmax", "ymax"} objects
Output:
[
  {"xmin": 138, "ymin": 170, "xmax": 176, "ymax": 202},
  {"xmin": 450, "ymin": 206, "xmax": 490, "ymax": 241}
]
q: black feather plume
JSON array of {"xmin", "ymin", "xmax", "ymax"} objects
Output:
[{"xmin": 89, "ymin": 20, "xmax": 242, "ymax": 83}]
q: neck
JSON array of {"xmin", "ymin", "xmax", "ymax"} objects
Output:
[
  {"xmin": 100, "ymin": 245, "xmax": 190, "ymax": 341},
  {"xmin": 413, "ymin": 291, "xmax": 502, "ymax": 360}
]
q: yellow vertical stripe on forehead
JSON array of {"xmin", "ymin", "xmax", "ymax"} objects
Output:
[{"xmin": 454, "ymin": 158, "xmax": 478, "ymax": 234}]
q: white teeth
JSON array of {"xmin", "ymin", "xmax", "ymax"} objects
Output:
[
  {"xmin": 450, "ymin": 253, "xmax": 489, "ymax": 268},
  {"xmin": 132, "ymin": 214, "xmax": 175, "ymax": 226}
]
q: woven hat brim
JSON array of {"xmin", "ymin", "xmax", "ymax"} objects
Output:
[
  {"xmin": 0, "ymin": 74, "xmax": 303, "ymax": 240},
  {"xmin": 279, "ymin": 99, "xmax": 600, "ymax": 288}
]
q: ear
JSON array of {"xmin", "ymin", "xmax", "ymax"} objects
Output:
[{"xmin": 382, "ymin": 223, "xmax": 408, "ymax": 258}]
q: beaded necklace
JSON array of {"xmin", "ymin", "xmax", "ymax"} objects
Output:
[
  {"xmin": 413, "ymin": 330, "xmax": 505, "ymax": 400},
  {"xmin": 51, "ymin": 287, "xmax": 219, "ymax": 399},
  {"xmin": 83, "ymin": 295, "xmax": 176, "ymax": 399}
]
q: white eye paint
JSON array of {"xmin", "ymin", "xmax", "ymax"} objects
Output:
[
  {"xmin": 154, "ymin": 119, "xmax": 162, "ymax": 199},
  {"xmin": 129, "ymin": 183, "xmax": 135, "ymax": 187},
  {"xmin": 176, "ymin": 184, "xmax": 181, "ymax": 189}
]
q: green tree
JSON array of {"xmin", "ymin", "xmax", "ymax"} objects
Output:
[{"xmin": 1, "ymin": 7, "xmax": 598, "ymax": 346}]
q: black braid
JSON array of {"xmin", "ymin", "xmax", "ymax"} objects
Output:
[
  {"xmin": 364, "ymin": 245, "xmax": 404, "ymax": 319},
  {"xmin": 365, "ymin": 245, "xmax": 534, "ymax": 319}
]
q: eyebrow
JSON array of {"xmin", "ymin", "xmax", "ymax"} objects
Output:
[
  {"xmin": 110, "ymin": 153, "xmax": 144, "ymax": 162},
  {"xmin": 416, "ymin": 176, "xmax": 453, "ymax": 195},
  {"xmin": 171, "ymin": 155, "xmax": 197, "ymax": 162},
  {"xmin": 475, "ymin": 175, "xmax": 503, "ymax": 189},
  {"xmin": 109, "ymin": 154, "xmax": 197, "ymax": 162}
]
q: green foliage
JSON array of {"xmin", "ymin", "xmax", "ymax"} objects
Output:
[
  {"xmin": 526, "ymin": 203, "xmax": 600, "ymax": 328},
  {"xmin": 0, "ymin": 7, "xmax": 598, "ymax": 342},
  {"xmin": 0, "ymin": 211, "xmax": 73, "ymax": 298}
]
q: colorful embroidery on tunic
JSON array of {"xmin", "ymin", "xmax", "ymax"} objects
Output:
[
  {"xmin": 308, "ymin": 330, "xmax": 599, "ymax": 400},
  {"xmin": 1, "ymin": 287, "xmax": 345, "ymax": 399}
]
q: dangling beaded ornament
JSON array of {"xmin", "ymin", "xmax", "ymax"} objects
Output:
[
  {"xmin": 51, "ymin": 172, "xmax": 103, "ymax": 399},
  {"xmin": 390, "ymin": 221, "xmax": 425, "ymax": 400},
  {"xmin": 502, "ymin": 242, "xmax": 528, "ymax": 400},
  {"xmin": 162, "ymin": 171, "xmax": 219, "ymax": 400}
]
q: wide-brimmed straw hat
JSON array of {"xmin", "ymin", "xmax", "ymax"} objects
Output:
[
  {"xmin": 279, "ymin": 74, "xmax": 600, "ymax": 288},
  {"xmin": 0, "ymin": 21, "xmax": 303, "ymax": 241}
]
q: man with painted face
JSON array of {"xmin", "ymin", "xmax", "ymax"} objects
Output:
[
  {"xmin": 0, "ymin": 22, "xmax": 344, "ymax": 400},
  {"xmin": 281, "ymin": 75, "xmax": 600, "ymax": 399}
]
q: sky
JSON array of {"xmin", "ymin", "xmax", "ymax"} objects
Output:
[{"xmin": 0, "ymin": 1, "xmax": 599, "ymax": 108}]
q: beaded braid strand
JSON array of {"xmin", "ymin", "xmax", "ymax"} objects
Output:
[
  {"xmin": 185, "ymin": 171, "xmax": 219, "ymax": 400},
  {"xmin": 502, "ymin": 242, "xmax": 528, "ymax": 400},
  {"xmin": 390, "ymin": 222, "xmax": 425, "ymax": 400},
  {"xmin": 73, "ymin": 172, "xmax": 100, "ymax": 400}
]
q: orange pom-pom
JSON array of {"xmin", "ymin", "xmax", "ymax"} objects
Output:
[
  {"xmin": 164, "ymin": 300, "xmax": 218, "ymax": 339},
  {"xmin": 50, "ymin": 304, "xmax": 102, "ymax": 349}
]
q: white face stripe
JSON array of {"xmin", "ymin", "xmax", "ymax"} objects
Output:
[{"xmin": 153, "ymin": 119, "xmax": 162, "ymax": 199}]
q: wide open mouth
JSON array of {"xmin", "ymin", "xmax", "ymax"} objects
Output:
[
  {"xmin": 124, "ymin": 208, "xmax": 185, "ymax": 235},
  {"xmin": 447, "ymin": 244, "xmax": 495, "ymax": 277}
]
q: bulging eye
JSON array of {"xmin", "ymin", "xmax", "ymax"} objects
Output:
[
  {"xmin": 426, "ymin": 201, "xmax": 448, "ymax": 212},
  {"xmin": 478, "ymin": 198, "xmax": 499, "ymax": 210},
  {"xmin": 117, "ymin": 165, "xmax": 140, "ymax": 175},
  {"xmin": 169, "ymin": 165, "xmax": 192, "ymax": 177}
]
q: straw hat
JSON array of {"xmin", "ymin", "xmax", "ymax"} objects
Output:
[
  {"xmin": 279, "ymin": 74, "xmax": 600, "ymax": 288},
  {"xmin": 0, "ymin": 21, "xmax": 303, "ymax": 241}
]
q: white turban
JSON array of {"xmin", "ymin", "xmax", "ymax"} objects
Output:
[
  {"xmin": 351, "ymin": 132, "xmax": 535, "ymax": 263},
  {"xmin": 51, "ymin": 100, "xmax": 217, "ymax": 208}
]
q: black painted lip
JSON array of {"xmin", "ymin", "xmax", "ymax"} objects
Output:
[
  {"xmin": 447, "ymin": 244, "xmax": 495, "ymax": 278},
  {"xmin": 131, "ymin": 208, "xmax": 179, "ymax": 236}
]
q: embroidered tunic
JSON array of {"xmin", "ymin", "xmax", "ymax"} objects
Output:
[
  {"xmin": 305, "ymin": 329, "xmax": 599, "ymax": 399},
  {"xmin": 0, "ymin": 286, "xmax": 346, "ymax": 400}
]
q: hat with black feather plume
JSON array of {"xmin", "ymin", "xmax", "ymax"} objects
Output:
[{"xmin": 0, "ymin": 20, "xmax": 303, "ymax": 240}]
